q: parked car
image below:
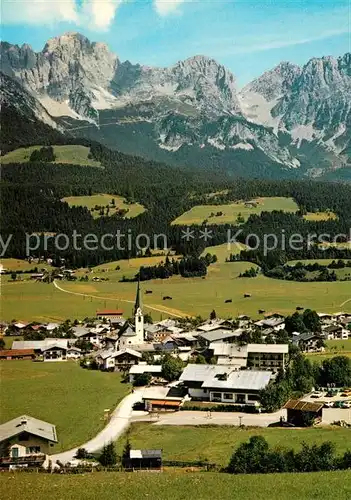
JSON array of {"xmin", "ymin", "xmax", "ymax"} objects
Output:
[
  {"xmin": 341, "ymin": 401, "xmax": 351, "ymax": 409},
  {"xmin": 323, "ymin": 401, "xmax": 334, "ymax": 408},
  {"xmin": 333, "ymin": 401, "xmax": 344, "ymax": 408},
  {"xmin": 310, "ymin": 392, "xmax": 323, "ymax": 398}
]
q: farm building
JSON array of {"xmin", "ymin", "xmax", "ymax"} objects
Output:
[
  {"xmin": 0, "ymin": 349, "xmax": 36, "ymax": 361},
  {"xmin": 124, "ymin": 449, "xmax": 162, "ymax": 470},
  {"xmin": 283, "ymin": 399, "xmax": 323, "ymax": 426},
  {"xmin": 96, "ymin": 310, "xmax": 124, "ymax": 321}
]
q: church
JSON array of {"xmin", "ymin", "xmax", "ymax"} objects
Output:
[{"xmin": 117, "ymin": 279, "xmax": 145, "ymax": 349}]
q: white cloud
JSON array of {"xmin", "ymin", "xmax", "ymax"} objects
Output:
[
  {"xmin": 154, "ymin": 0, "xmax": 186, "ymax": 16},
  {"xmin": 2, "ymin": 0, "xmax": 79, "ymax": 25},
  {"xmin": 2, "ymin": 0, "xmax": 123, "ymax": 30},
  {"xmin": 82, "ymin": 0, "xmax": 122, "ymax": 30}
]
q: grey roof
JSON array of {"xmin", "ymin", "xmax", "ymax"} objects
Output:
[
  {"xmin": 71, "ymin": 326, "xmax": 91, "ymax": 338},
  {"xmin": 0, "ymin": 415, "xmax": 58, "ymax": 443},
  {"xmin": 210, "ymin": 343, "xmax": 248, "ymax": 357},
  {"xmin": 202, "ymin": 370, "xmax": 272, "ymax": 390},
  {"xmin": 130, "ymin": 449, "xmax": 162, "ymax": 459},
  {"xmin": 98, "ymin": 348, "xmax": 142, "ymax": 360},
  {"xmin": 12, "ymin": 339, "xmax": 68, "ymax": 351},
  {"xmin": 199, "ymin": 329, "xmax": 242, "ymax": 343},
  {"xmin": 180, "ymin": 364, "xmax": 272, "ymax": 391}
]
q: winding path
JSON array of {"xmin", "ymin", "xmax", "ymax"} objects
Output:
[
  {"xmin": 53, "ymin": 280, "xmax": 186, "ymax": 318},
  {"xmin": 50, "ymin": 389, "xmax": 145, "ymax": 464}
]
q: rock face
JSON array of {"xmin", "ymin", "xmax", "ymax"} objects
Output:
[{"xmin": 1, "ymin": 31, "xmax": 350, "ymax": 175}]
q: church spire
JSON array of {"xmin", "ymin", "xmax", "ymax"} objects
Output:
[{"xmin": 134, "ymin": 275, "xmax": 141, "ymax": 315}]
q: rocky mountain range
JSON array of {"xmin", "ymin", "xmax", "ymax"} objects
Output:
[{"xmin": 1, "ymin": 32, "xmax": 350, "ymax": 178}]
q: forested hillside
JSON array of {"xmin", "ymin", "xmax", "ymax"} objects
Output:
[{"xmin": 2, "ymin": 140, "xmax": 351, "ymax": 269}]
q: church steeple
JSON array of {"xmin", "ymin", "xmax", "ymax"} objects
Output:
[
  {"xmin": 134, "ymin": 276, "xmax": 144, "ymax": 344},
  {"xmin": 134, "ymin": 276, "xmax": 141, "ymax": 315}
]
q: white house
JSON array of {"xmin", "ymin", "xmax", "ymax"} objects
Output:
[{"xmin": 0, "ymin": 415, "xmax": 58, "ymax": 468}]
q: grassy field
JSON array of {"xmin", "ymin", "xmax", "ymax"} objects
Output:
[
  {"xmin": 306, "ymin": 339, "xmax": 351, "ymax": 362},
  {"xmin": 201, "ymin": 243, "xmax": 248, "ymax": 262},
  {"xmin": 117, "ymin": 423, "xmax": 351, "ymax": 467},
  {"xmin": 62, "ymin": 193, "xmax": 145, "ymax": 219},
  {"xmin": 303, "ymin": 212, "xmax": 338, "ymax": 221},
  {"xmin": 0, "ymin": 361, "xmax": 129, "ymax": 452},
  {"xmin": 1, "ymin": 470, "xmax": 350, "ymax": 500},
  {"xmin": 172, "ymin": 197, "xmax": 299, "ymax": 225},
  {"xmin": 1, "ymin": 470, "xmax": 351, "ymax": 500},
  {"xmin": 1, "ymin": 145, "xmax": 102, "ymax": 167},
  {"xmin": 0, "ymin": 258, "xmax": 52, "ymax": 272},
  {"xmin": 1, "ymin": 256, "xmax": 351, "ymax": 322}
]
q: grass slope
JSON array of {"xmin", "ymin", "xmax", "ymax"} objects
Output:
[
  {"xmin": 172, "ymin": 197, "xmax": 299, "ymax": 225},
  {"xmin": 1, "ymin": 145, "xmax": 102, "ymax": 167},
  {"xmin": 117, "ymin": 423, "xmax": 351, "ymax": 467},
  {"xmin": 0, "ymin": 361, "xmax": 129, "ymax": 452},
  {"xmin": 1, "ymin": 257, "xmax": 351, "ymax": 322},
  {"xmin": 303, "ymin": 212, "xmax": 338, "ymax": 222},
  {"xmin": 62, "ymin": 193, "xmax": 145, "ymax": 219},
  {"xmin": 1, "ymin": 471, "xmax": 351, "ymax": 500}
]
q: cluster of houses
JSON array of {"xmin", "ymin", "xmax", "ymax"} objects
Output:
[
  {"xmin": 292, "ymin": 312, "xmax": 351, "ymax": 352},
  {"xmin": 1, "ymin": 282, "xmax": 350, "ymax": 405}
]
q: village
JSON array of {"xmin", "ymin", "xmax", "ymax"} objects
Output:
[{"xmin": 1, "ymin": 280, "xmax": 351, "ymax": 472}]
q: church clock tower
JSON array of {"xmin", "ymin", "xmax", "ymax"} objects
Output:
[{"xmin": 134, "ymin": 278, "xmax": 144, "ymax": 344}]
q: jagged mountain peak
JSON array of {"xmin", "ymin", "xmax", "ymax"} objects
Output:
[{"xmin": 242, "ymin": 60, "xmax": 301, "ymax": 101}]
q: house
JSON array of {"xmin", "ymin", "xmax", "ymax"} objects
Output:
[
  {"xmin": 123, "ymin": 449, "xmax": 162, "ymax": 470},
  {"xmin": 0, "ymin": 415, "xmax": 58, "ymax": 468},
  {"xmin": 12, "ymin": 339, "xmax": 69, "ymax": 361},
  {"xmin": 41, "ymin": 343, "xmax": 68, "ymax": 361},
  {"xmin": 128, "ymin": 364, "xmax": 163, "ymax": 383},
  {"xmin": 292, "ymin": 333, "xmax": 324, "ymax": 352},
  {"xmin": 66, "ymin": 347, "xmax": 82, "ymax": 359},
  {"xmin": 0, "ymin": 349, "xmax": 36, "ymax": 361},
  {"xmin": 322, "ymin": 325, "xmax": 349, "ymax": 340},
  {"xmin": 96, "ymin": 348, "xmax": 142, "ymax": 371},
  {"xmin": 198, "ymin": 329, "xmax": 243, "ymax": 347},
  {"xmin": 96, "ymin": 309, "xmax": 124, "ymax": 321},
  {"xmin": 179, "ymin": 364, "xmax": 272, "ymax": 405}
]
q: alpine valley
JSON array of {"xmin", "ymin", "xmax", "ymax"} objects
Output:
[{"xmin": 1, "ymin": 32, "xmax": 350, "ymax": 180}]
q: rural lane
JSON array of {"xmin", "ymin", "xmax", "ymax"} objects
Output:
[
  {"xmin": 50, "ymin": 389, "xmax": 145, "ymax": 464},
  {"xmin": 53, "ymin": 279, "xmax": 186, "ymax": 318}
]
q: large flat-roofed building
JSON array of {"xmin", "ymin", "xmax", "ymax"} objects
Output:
[
  {"xmin": 210, "ymin": 343, "xmax": 288, "ymax": 372},
  {"xmin": 179, "ymin": 364, "xmax": 272, "ymax": 405}
]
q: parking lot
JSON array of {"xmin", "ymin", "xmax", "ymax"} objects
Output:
[{"xmin": 302, "ymin": 390, "xmax": 351, "ymax": 408}]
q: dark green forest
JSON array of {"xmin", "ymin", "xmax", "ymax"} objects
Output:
[{"xmin": 1, "ymin": 102, "xmax": 351, "ymax": 270}]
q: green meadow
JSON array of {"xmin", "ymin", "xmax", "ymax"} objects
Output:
[
  {"xmin": 117, "ymin": 423, "xmax": 351, "ymax": 466},
  {"xmin": 172, "ymin": 197, "xmax": 299, "ymax": 225},
  {"xmin": 0, "ymin": 361, "xmax": 129, "ymax": 452},
  {"xmin": 1, "ymin": 470, "xmax": 350, "ymax": 500},
  {"xmin": 1, "ymin": 254, "xmax": 351, "ymax": 322},
  {"xmin": 62, "ymin": 193, "xmax": 146, "ymax": 219},
  {"xmin": 1, "ymin": 145, "xmax": 102, "ymax": 168}
]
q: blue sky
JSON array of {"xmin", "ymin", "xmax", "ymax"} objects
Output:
[{"xmin": 2, "ymin": 0, "xmax": 350, "ymax": 86}]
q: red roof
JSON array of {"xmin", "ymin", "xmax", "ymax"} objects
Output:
[
  {"xmin": 0, "ymin": 349, "xmax": 35, "ymax": 357},
  {"xmin": 96, "ymin": 310, "xmax": 124, "ymax": 316}
]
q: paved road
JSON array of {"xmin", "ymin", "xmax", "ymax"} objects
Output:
[
  {"xmin": 50, "ymin": 390, "xmax": 145, "ymax": 464},
  {"xmin": 132, "ymin": 409, "xmax": 287, "ymax": 427}
]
